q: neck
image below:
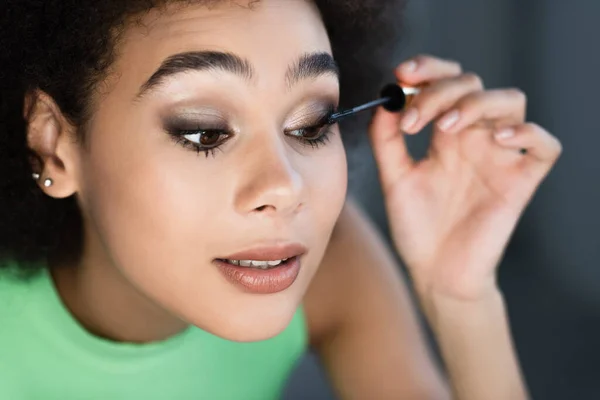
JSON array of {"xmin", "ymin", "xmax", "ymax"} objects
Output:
[{"xmin": 49, "ymin": 241, "xmax": 189, "ymax": 344}]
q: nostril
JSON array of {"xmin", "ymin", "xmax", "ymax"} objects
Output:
[{"xmin": 255, "ymin": 205, "xmax": 268, "ymax": 212}]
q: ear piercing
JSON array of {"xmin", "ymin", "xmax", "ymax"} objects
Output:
[{"xmin": 32, "ymin": 173, "xmax": 53, "ymax": 188}]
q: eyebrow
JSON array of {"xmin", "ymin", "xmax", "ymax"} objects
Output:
[
  {"xmin": 135, "ymin": 51, "xmax": 340, "ymax": 99},
  {"xmin": 136, "ymin": 51, "xmax": 254, "ymax": 98},
  {"xmin": 285, "ymin": 52, "xmax": 340, "ymax": 89}
]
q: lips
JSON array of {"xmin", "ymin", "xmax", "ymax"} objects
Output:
[
  {"xmin": 213, "ymin": 243, "xmax": 307, "ymax": 294},
  {"xmin": 216, "ymin": 243, "xmax": 308, "ymax": 263}
]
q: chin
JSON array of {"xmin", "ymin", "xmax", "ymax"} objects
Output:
[
  {"xmin": 172, "ymin": 257, "xmax": 315, "ymax": 342},
  {"xmin": 212, "ymin": 319, "xmax": 295, "ymax": 343},
  {"xmin": 180, "ymin": 293, "xmax": 303, "ymax": 343}
]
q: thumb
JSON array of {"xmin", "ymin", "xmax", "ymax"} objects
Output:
[{"xmin": 368, "ymin": 107, "xmax": 415, "ymax": 192}]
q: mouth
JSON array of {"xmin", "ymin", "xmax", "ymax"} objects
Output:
[
  {"xmin": 215, "ymin": 257, "xmax": 295, "ymax": 270},
  {"xmin": 213, "ymin": 243, "xmax": 307, "ymax": 294}
]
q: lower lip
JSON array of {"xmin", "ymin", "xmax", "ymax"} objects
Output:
[{"xmin": 214, "ymin": 256, "xmax": 301, "ymax": 295}]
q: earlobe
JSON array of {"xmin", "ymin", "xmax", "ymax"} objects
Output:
[{"xmin": 25, "ymin": 90, "xmax": 79, "ymax": 199}]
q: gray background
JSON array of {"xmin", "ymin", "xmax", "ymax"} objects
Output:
[{"xmin": 284, "ymin": 0, "xmax": 600, "ymax": 399}]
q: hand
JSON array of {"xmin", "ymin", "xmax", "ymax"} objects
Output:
[{"xmin": 368, "ymin": 54, "xmax": 562, "ymax": 301}]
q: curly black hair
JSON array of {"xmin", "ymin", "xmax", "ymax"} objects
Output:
[{"xmin": 0, "ymin": 0, "xmax": 407, "ymax": 268}]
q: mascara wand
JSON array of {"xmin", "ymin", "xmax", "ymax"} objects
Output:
[{"xmin": 328, "ymin": 84, "xmax": 421, "ymax": 125}]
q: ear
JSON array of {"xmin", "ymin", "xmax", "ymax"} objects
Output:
[{"xmin": 25, "ymin": 90, "xmax": 81, "ymax": 199}]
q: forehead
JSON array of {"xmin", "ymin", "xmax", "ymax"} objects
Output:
[{"xmin": 114, "ymin": 1, "xmax": 332, "ymax": 83}]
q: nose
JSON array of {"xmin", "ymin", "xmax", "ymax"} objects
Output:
[{"xmin": 235, "ymin": 137, "xmax": 305, "ymax": 217}]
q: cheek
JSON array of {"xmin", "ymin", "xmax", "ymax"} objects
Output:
[
  {"xmin": 308, "ymin": 138, "xmax": 348, "ymax": 229},
  {"xmin": 79, "ymin": 118, "xmax": 228, "ymax": 299},
  {"xmin": 300, "ymin": 134, "xmax": 348, "ymax": 271},
  {"xmin": 82, "ymin": 130, "xmax": 268, "ymax": 337}
]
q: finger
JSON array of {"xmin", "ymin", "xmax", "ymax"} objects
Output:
[
  {"xmin": 494, "ymin": 123, "xmax": 562, "ymax": 168},
  {"xmin": 395, "ymin": 54, "xmax": 463, "ymax": 85},
  {"xmin": 399, "ymin": 73, "xmax": 484, "ymax": 134},
  {"xmin": 368, "ymin": 107, "xmax": 415, "ymax": 192},
  {"xmin": 436, "ymin": 88, "xmax": 527, "ymax": 134}
]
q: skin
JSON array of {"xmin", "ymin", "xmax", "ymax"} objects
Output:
[
  {"xmin": 26, "ymin": 1, "xmax": 562, "ymax": 398},
  {"xmin": 306, "ymin": 56, "xmax": 561, "ymax": 399},
  {"xmin": 29, "ymin": 0, "xmax": 347, "ymax": 343}
]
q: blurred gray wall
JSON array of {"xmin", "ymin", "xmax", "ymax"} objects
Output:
[{"xmin": 284, "ymin": 1, "xmax": 600, "ymax": 399}]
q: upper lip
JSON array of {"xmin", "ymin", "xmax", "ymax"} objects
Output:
[{"xmin": 217, "ymin": 243, "xmax": 307, "ymax": 261}]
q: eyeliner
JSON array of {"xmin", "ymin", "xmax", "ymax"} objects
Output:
[{"xmin": 328, "ymin": 84, "xmax": 420, "ymax": 125}]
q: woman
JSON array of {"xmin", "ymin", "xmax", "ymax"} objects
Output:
[{"xmin": 0, "ymin": 0, "xmax": 561, "ymax": 399}]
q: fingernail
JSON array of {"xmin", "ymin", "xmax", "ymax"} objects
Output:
[
  {"xmin": 495, "ymin": 128, "xmax": 515, "ymax": 140},
  {"xmin": 437, "ymin": 110, "xmax": 460, "ymax": 132},
  {"xmin": 401, "ymin": 108, "xmax": 419, "ymax": 131},
  {"xmin": 399, "ymin": 60, "xmax": 418, "ymax": 74}
]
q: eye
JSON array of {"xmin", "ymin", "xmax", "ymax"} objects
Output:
[
  {"xmin": 169, "ymin": 129, "xmax": 233, "ymax": 158},
  {"xmin": 286, "ymin": 122, "xmax": 334, "ymax": 149},
  {"xmin": 182, "ymin": 130, "xmax": 228, "ymax": 148},
  {"xmin": 284, "ymin": 102, "xmax": 337, "ymax": 144},
  {"xmin": 287, "ymin": 124, "xmax": 327, "ymax": 140}
]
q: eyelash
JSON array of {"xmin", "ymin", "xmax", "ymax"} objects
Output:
[
  {"xmin": 169, "ymin": 130, "xmax": 231, "ymax": 158},
  {"xmin": 168, "ymin": 110, "xmax": 337, "ymax": 158},
  {"xmin": 286, "ymin": 121, "xmax": 335, "ymax": 150}
]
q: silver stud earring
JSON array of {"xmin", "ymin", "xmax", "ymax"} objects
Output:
[
  {"xmin": 32, "ymin": 173, "xmax": 40, "ymax": 180},
  {"xmin": 43, "ymin": 178, "xmax": 53, "ymax": 188}
]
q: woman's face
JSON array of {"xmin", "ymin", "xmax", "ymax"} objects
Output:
[{"xmin": 75, "ymin": 0, "xmax": 347, "ymax": 341}]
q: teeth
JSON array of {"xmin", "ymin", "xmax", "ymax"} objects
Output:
[
  {"xmin": 223, "ymin": 258, "xmax": 290, "ymax": 268},
  {"xmin": 250, "ymin": 260, "xmax": 268, "ymax": 268}
]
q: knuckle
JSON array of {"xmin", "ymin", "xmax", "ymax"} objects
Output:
[
  {"xmin": 459, "ymin": 90, "xmax": 485, "ymax": 109},
  {"xmin": 524, "ymin": 122, "xmax": 541, "ymax": 131},
  {"xmin": 449, "ymin": 60, "xmax": 463, "ymax": 73},
  {"xmin": 523, "ymin": 122, "xmax": 544, "ymax": 137},
  {"xmin": 413, "ymin": 54, "xmax": 430, "ymax": 64},
  {"xmin": 414, "ymin": 54, "xmax": 463, "ymax": 73},
  {"xmin": 551, "ymin": 136, "xmax": 564, "ymax": 156},
  {"xmin": 463, "ymin": 72, "xmax": 484, "ymax": 89},
  {"xmin": 524, "ymin": 123, "xmax": 563, "ymax": 157},
  {"xmin": 507, "ymin": 88, "xmax": 527, "ymax": 105}
]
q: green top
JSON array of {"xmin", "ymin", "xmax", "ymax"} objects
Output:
[{"xmin": 0, "ymin": 264, "xmax": 307, "ymax": 399}]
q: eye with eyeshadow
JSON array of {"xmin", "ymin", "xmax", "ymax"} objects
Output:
[
  {"xmin": 164, "ymin": 103, "xmax": 338, "ymax": 158},
  {"xmin": 284, "ymin": 103, "xmax": 337, "ymax": 150},
  {"xmin": 163, "ymin": 115, "xmax": 235, "ymax": 158}
]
